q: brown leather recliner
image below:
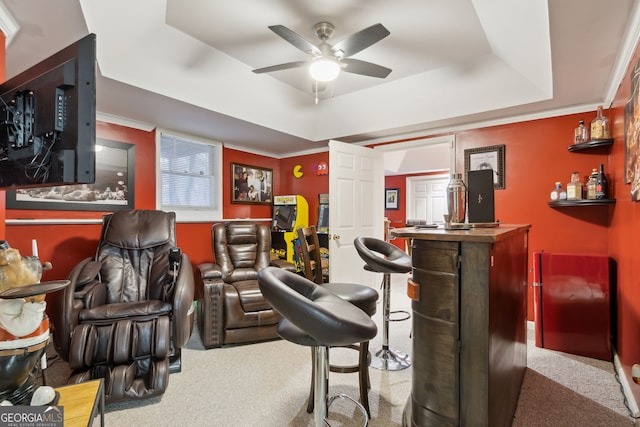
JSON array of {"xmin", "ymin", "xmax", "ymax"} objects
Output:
[
  {"xmin": 48, "ymin": 210, "xmax": 195, "ymax": 404},
  {"xmin": 195, "ymin": 221, "xmax": 295, "ymax": 348}
]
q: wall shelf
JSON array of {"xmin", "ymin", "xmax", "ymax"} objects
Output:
[
  {"xmin": 567, "ymin": 138, "xmax": 614, "ymax": 152},
  {"xmin": 548, "ymin": 199, "xmax": 615, "ymax": 207}
]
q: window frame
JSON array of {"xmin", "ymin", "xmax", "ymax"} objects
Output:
[{"xmin": 155, "ymin": 129, "xmax": 223, "ymax": 222}]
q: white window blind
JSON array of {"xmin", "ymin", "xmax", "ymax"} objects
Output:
[{"xmin": 157, "ymin": 131, "xmax": 222, "ymax": 221}]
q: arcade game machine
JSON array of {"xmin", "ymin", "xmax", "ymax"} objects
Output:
[
  {"xmin": 271, "ymin": 195, "xmax": 309, "ymax": 264},
  {"xmin": 317, "ymin": 193, "xmax": 329, "ymax": 233},
  {"xmin": 316, "ymin": 194, "xmax": 330, "ymax": 274}
]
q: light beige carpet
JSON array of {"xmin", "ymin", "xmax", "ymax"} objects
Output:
[{"xmin": 41, "ymin": 273, "xmax": 634, "ymax": 426}]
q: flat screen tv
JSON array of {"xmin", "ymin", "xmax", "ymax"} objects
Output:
[{"xmin": 0, "ymin": 33, "xmax": 96, "ymax": 189}]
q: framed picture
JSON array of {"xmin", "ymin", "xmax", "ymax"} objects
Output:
[
  {"xmin": 464, "ymin": 144, "xmax": 506, "ymax": 190},
  {"xmin": 231, "ymin": 163, "xmax": 273, "ymax": 205},
  {"xmin": 6, "ymin": 138, "xmax": 135, "ymax": 211},
  {"xmin": 385, "ymin": 188, "xmax": 399, "ymax": 210},
  {"xmin": 625, "ymin": 55, "xmax": 640, "ymax": 200}
]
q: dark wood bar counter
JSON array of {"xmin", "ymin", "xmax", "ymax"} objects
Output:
[{"xmin": 391, "ymin": 225, "xmax": 530, "ymax": 427}]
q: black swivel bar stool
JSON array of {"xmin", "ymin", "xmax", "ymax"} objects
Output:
[
  {"xmin": 297, "ymin": 226, "xmax": 378, "ymax": 417},
  {"xmin": 354, "ymin": 236, "xmax": 412, "ymax": 371},
  {"xmin": 258, "ymin": 267, "xmax": 377, "ymax": 427}
]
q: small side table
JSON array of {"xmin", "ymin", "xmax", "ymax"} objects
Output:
[{"xmin": 55, "ymin": 379, "xmax": 104, "ymax": 427}]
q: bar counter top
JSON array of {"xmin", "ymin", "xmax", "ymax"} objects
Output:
[{"xmin": 390, "ymin": 224, "xmax": 531, "ymax": 243}]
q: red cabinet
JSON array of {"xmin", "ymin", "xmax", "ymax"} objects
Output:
[{"xmin": 533, "ymin": 251, "xmax": 612, "ymax": 361}]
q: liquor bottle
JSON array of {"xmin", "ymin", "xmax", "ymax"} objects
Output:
[
  {"xmin": 595, "ymin": 164, "xmax": 608, "ymax": 200},
  {"xmin": 574, "ymin": 120, "xmax": 588, "ymax": 144},
  {"xmin": 550, "ymin": 182, "xmax": 567, "ymax": 201},
  {"xmin": 590, "ymin": 106, "xmax": 611, "ymax": 140},
  {"xmin": 586, "ymin": 168, "xmax": 598, "ymax": 200},
  {"xmin": 566, "ymin": 172, "xmax": 583, "ymax": 200}
]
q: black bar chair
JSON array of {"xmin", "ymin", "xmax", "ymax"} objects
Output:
[
  {"xmin": 258, "ymin": 267, "xmax": 377, "ymax": 427},
  {"xmin": 296, "ymin": 226, "xmax": 378, "ymax": 417},
  {"xmin": 354, "ymin": 236, "xmax": 412, "ymax": 371}
]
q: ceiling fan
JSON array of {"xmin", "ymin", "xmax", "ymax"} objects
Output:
[{"xmin": 252, "ymin": 22, "xmax": 392, "ymax": 84}]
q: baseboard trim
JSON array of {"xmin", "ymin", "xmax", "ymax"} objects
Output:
[{"xmin": 614, "ymin": 349, "xmax": 640, "ymax": 418}]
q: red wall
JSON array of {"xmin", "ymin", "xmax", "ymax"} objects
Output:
[
  {"xmin": 223, "ymin": 148, "xmax": 280, "ymax": 220},
  {"xmin": 384, "ymin": 175, "xmax": 408, "ymax": 250},
  {"xmin": 279, "ymin": 152, "xmax": 329, "ymax": 227},
  {"xmin": 453, "ymin": 115, "xmax": 610, "ymax": 320},
  {"xmin": 609, "ymin": 44, "xmax": 640, "ymax": 404}
]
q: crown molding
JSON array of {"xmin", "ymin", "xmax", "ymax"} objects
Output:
[
  {"xmin": 0, "ymin": 1, "xmax": 20, "ymax": 47},
  {"xmin": 97, "ymin": 112, "xmax": 156, "ymax": 132}
]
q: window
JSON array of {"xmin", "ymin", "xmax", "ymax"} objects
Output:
[{"xmin": 156, "ymin": 130, "xmax": 222, "ymax": 222}]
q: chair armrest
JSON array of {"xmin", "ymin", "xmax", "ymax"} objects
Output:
[
  {"xmin": 74, "ymin": 280, "xmax": 107, "ymax": 310},
  {"xmin": 49, "ymin": 257, "xmax": 98, "ymax": 362},
  {"xmin": 79, "ymin": 300, "xmax": 173, "ymax": 322},
  {"xmin": 195, "ymin": 278, "xmax": 225, "ymax": 348},
  {"xmin": 198, "ymin": 263, "xmax": 223, "ymax": 280},
  {"xmin": 172, "ymin": 253, "xmax": 195, "ymax": 347},
  {"xmin": 75, "ymin": 260, "xmax": 102, "ymax": 286},
  {"xmin": 270, "ymin": 259, "xmax": 297, "ymax": 272}
]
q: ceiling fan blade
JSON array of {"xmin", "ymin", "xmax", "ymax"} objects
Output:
[
  {"xmin": 332, "ymin": 23, "xmax": 390, "ymax": 58},
  {"xmin": 341, "ymin": 58, "xmax": 392, "ymax": 78},
  {"xmin": 252, "ymin": 61, "xmax": 308, "ymax": 74},
  {"xmin": 268, "ymin": 25, "xmax": 322, "ymax": 56}
]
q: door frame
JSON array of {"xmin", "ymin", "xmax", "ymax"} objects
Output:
[{"xmin": 372, "ymin": 134, "xmax": 456, "ymax": 221}]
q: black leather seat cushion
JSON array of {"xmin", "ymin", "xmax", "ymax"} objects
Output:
[
  {"xmin": 322, "ymin": 283, "xmax": 377, "ymax": 317},
  {"xmin": 354, "ymin": 237, "xmax": 412, "ymax": 274},
  {"xmin": 231, "ymin": 280, "xmax": 272, "ymax": 312}
]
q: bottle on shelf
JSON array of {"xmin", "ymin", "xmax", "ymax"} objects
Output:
[
  {"xmin": 574, "ymin": 120, "xmax": 588, "ymax": 144},
  {"xmin": 590, "ymin": 105, "xmax": 611, "ymax": 140},
  {"xmin": 550, "ymin": 182, "xmax": 567, "ymax": 201},
  {"xmin": 595, "ymin": 164, "xmax": 609, "ymax": 200},
  {"xmin": 586, "ymin": 168, "xmax": 598, "ymax": 200},
  {"xmin": 566, "ymin": 172, "xmax": 583, "ymax": 200}
]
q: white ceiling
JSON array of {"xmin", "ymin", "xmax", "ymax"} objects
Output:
[{"xmin": 1, "ymin": 0, "xmax": 639, "ymax": 158}]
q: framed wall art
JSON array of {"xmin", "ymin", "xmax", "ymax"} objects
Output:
[
  {"xmin": 6, "ymin": 138, "xmax": 135, "ymax": 211},
  {"xmin": 385, "ymin": 188, "xmax": 399, "ymax": 210},
  {"xmin": 625, "ymin": 55, "xmax": 640, "ymax": 201},
  {"xmin": 231, "ymin": 163, "xmax": 273, "ymax": 205},
  {"xmin": 464, "ymin": 144, "xmax": 506, "ymax": 190}
]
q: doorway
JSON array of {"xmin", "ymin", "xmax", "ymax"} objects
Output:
[{"xmin": 373, "ymin": 134, "xmax": 456, "ymax": 223}]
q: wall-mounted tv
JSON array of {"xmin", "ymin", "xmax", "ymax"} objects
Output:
[{"xmin": 0, "ymin": 33, "xmax": 96, "ymax": 189}]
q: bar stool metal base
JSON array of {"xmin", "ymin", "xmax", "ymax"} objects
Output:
[
  {"xmin": 314, "ymin": 346, "xmax": 369, "ymax": 427},
  {"xmin": 370, "ymin": 347, "xmax": 411, "ymax": 371},
  {"xmin": 370, "ymin": 272, "xmax": 412, "ymax": 371}
]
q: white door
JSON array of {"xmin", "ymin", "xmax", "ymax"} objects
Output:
[
  {"xmin": 328, "ymin": 140, "xmax": 384, "ymax": 286},
  {"xmin": 407, "ymin": 175, "xmax": 450, "ymax": 224}
]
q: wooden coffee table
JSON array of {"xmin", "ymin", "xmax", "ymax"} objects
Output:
[{"xmin": 55, "ymin": 379, "xmax": 104, "ymax": 427}]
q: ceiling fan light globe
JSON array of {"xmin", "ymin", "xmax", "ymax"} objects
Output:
[{"xmin": 310, "ymin": 58, "xmax": 340, "ymax": 82}]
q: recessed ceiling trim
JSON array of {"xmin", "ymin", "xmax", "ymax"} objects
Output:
[
  {"xmin": 80, "ymin": 0, "xmax": 557, "ymax": 145},
  {"xmin": 97, "ymin": 112, "xmax": 156, "ymax": 131}
]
